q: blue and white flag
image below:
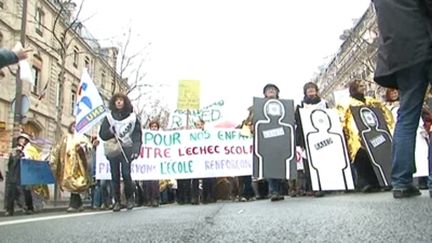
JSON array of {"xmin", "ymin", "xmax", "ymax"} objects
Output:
[{"xmin": 75, "ymin": 68, "xmax": 107, "ymax": 134}]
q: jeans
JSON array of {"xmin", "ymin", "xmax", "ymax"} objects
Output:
[
  {"xmin": 191, "ymin": 179, "xmax": 200, "ymax": 203},
  {"xmin": 109, "ymin": 154, "xmax": 134, "ymax": 203},
  {"xmin": 428, "ymin": 134, "xmax": 432, "ymax": 191},
  {"xmin": 143, "ymin": 180, "xmax": 159, "ymax": 202},
  {"xmin": 177, "ymin": 179, "xmax": 191, "ymax": 203},
  {"xmin": 101, "ymin": 180, "xmax": 113, "ymax": 206},
  {"xmin": 268, "ymin": 178, "xmax": 281, "ymax": 195},
  {"xmin": 392, "ymin": 61, "xmax": 430, "ymax": 189},
  {"xmin": 92, "ymin": 180, "xmax": 112, "ymax": 208},
  {"xmin": 92, "ymin": 181, "xmax": 101, "ymax": 208},
  {"xmin": 202, "ymin": 177, "xmax": 216, "ymax": 202},
  {"xmin": 239, "ymin": 176, "xmax": 254, "ymax": 199}
]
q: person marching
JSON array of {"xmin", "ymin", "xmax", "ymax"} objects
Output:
[
  {"xmin": 253, "ymin": 83, "xmax": 287, "ymax": 201},
  {"xmin": 99, "ymin": 93, "xmax": 142, "ymax": 212},
  {"xmin": 338, "ymin": 80, "xmax": 393, "ymax": 193},
  {"xmin": 50, "ymin": 122, "xmax": 93, "ymax": 212},
  {"xmin": 384, "ymin": 88, "xmax": 430, "ymax": 190},
  {"xmin": 24, "ymin": 138, "xmax": 50, "ymax": 212},
  {"xmin": 373, "ymin": 0, "xmax": 432, "ymax": 198},
  {"xmin": 294, "ymin": 82, "xmax": 329, "ymax": 197},
  {"xmin": 196, "ymin": 118, "xmax": 217, "ymax": 204},
  {"xmin": 4, "ymin": 133, "xmax": 31, "ymax": 216},
  {"xmin": 143, "ymin": 120, "xmax": 161, "ymax": 207}
]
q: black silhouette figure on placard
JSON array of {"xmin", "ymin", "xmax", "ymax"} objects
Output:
[
  {"xmin": 358, "ymin": 107, "xmax": 392, "ymax": 186},
  {"xmin": 305, "ymin": 109, "xmax": 353, "ymax": 191},
  {"xmin": 254, "ymin": 99, "xmax": 295, "ymax": 179}
]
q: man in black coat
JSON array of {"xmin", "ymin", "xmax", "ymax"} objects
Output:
[
  {"xmin": 4, "ymin": 133, "xmax": 31, "ymax": 216},
  {"xmin": 373, "ymin": 0, "xmax": 432, "ymax": 198}
]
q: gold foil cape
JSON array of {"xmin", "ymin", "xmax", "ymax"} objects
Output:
[
  {"xmin": 49, "ymin": 134, "xmax": 92, "ymax": 193},
  {"xmin": 337, "ymin": 97, "xmax": 394, "ymax": 162}
]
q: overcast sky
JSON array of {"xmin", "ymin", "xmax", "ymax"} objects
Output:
[{"xmin": 77, "ymin": 0, "xmax": 372, "ymax": 124}]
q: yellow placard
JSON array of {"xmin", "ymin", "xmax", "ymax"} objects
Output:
[{"xmin": 177, "ymin": 80, "xmax": 200, "ymax": 110}]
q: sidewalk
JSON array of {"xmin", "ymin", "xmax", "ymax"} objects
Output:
[{"xmin": 0, "ymin": 199, "xmax": 91, "ymax": 217}]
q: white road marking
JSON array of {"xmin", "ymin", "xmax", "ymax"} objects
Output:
[{"xmin": 0, "ymin": 211, "xmax": 112, "ymax": 226}]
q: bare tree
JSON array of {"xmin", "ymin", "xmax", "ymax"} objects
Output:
[
  {"xmin": 24, "ymin": 0, "xmax": 90, "ymax": 140},
  {"xmin": 134, "ymin": 84, "xmax": 171, "ymax": 129},
  {"xmin": 112, "ymin": 28, "xmax": 171, "ymax": 128},
  {"xmin": 109, "ymin": 26, "xmax": 151, "ymax": 95}
]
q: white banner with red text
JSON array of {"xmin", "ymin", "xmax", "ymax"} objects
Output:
[{"xmin": 96, "ymin": 129, "xmax": 254, "ymax": 180}]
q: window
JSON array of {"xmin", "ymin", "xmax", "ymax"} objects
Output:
[
  {"xmin": 73, "ymin": 47, "xmax": 79, "ymax": 68},
  {"xmin": 111, "ymin": 79, "xmax": 116, "ymax": 95},
  {"xmin": 31, "ymin": 66, "xmax": 41, "ymax": 94},
  {"xmin": 35, "ymin": 8, "xmax": 44, "ymax": 36},
  {"xmin": 84, "ymin": 56, "xmax": 90, "ymax": 68},
  {"xmin": 56, "ymin": 82, "xmax": 61, "ymax": 108},
  {"xmin": 71, "ymin": 86, "xmax": 77, "ymax": 115},
  {"xmin": 101, "ymin": 70, "xmax": 106, "ymax": 89},
  {"xmin": 84, "ymin": 56, "xmax": 91, "ymax": 74}
]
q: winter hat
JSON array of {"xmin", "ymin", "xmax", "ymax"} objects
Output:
[
  {"xmin": 17, "ymin": 133, "xmax": 31, "ymax": 143},
  {"xmin": 303, "ymin": 82, "xmax": 319, "ymax": 96},
  {"xmin": 263, "ymin": 83, "xmax": 280, "ymax": 97}
]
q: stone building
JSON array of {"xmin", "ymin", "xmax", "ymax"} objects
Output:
[
  {"xmin": 0, "ymin": 0, "xmax": 127, "ymax": 202},
  {"xmin": 312, "ymin": 4, "xmax": 384, "ymax": 106},
  {"xmin": 0, "ymin": 0, "xmax": 127, "ymax": 155}
]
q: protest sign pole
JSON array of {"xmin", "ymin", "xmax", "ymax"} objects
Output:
[{"xmin": 186, "ymin": 109, "xmax": 190, "ymax": 129}]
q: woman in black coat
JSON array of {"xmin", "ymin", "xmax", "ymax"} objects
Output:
[{"xmin": 99, "ymin": 93, "xmax": 142, "ymax": 211}]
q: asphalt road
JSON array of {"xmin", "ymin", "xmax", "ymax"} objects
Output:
[{"xmin": 0, "ymin": 191, "xmax": 431, "ymax": 243}]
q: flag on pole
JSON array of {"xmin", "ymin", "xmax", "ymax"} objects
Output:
[{"xmin": 75, "ymin": 68, "xmax": 108, "ymax": 134}]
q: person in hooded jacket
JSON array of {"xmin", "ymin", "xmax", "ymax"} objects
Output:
[{"xmin": 99, "ymin": 93, "xmax": 142, "ymax": 211}]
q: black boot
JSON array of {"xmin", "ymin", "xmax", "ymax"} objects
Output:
[
  {"xmin": 127, "ymin": 198, "xmax": 134, "ymax": 210},
  {"xmin": 112, "ymin": 202, "xmax": 121, "ymax": 212}
]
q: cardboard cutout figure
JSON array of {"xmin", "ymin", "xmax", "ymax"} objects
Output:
[
  {"xmin": 351, "ymin": 106, "xmax": 392, "ymax": 186},
  {"xmin": 253, "ymin": 98, "xmax": 295, "ymax": 179},
  {"xmin": 301, "ymin": 108, "xmax": 355, "ymax": 191}
]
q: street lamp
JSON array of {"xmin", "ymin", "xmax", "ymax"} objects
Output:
[{"xmin": 12, "ymin": 0, "xmax": 28, "ymax": 145}]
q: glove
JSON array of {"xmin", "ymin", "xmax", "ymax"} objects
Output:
[{"xmin": 130, "ymin": 153, "xmax": 139, "ymax": 161}]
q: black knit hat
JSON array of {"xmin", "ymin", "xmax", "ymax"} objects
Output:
[{"xmin": 263, "ymin": 83, "xmax": 280, "ymax": 97}]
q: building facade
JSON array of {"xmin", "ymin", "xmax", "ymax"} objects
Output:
[
  {"xmin": 0, "ymin": 0, "xmax": 127, "ymax": 156},
  {"xmin": 0, "ymin": 0, "xmax": 128, "ymax": 202},
  {"xmin": 312, "ymin": 4, "xmax": 384, "ymax": 106}
]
